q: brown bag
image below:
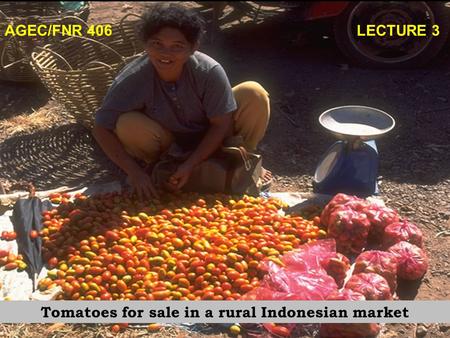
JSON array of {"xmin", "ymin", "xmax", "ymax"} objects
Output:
[{"xmin": 151, "ymin": 146, "xmax": 263, "ymax": 196}]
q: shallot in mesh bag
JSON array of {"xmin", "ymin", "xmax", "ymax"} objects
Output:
[
  {"xmin": 383, "ymin": 220, "xmax": 424, "ymax": 248},
  {"xmin": 388, "ymin": 241, "xmax": 428, "ymax": 280},
  {"xmin": 327, "ymin": 207, "xmax": 371, "ymax": 256},
  {"xmin": 345, "ymin": 272, "xmax": 392, "ymax": 300},
  {"xmin": 353, "ymin": 250, "xmax": 398, "ymax": 293},
  {"xmin": 321, "ymin": 252, "xmax": 351, "ymax": 288}
]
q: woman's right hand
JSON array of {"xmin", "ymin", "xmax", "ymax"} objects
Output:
[
  {"xmin": 91, "ymin": 126, "xmax": 160, "ymax": 200},
  {"xmin": 127, "ymin": 168, "xmax": 159, "ymax": 200}
]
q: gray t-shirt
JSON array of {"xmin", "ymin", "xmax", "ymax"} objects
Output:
[{"xmin": 95, "ymin": 51, "xmax": 237, "ymax": 140}]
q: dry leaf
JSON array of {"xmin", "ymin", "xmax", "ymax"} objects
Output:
[{"xmin": 45, "ymin": 322, "xmax": 65, "ymax": 334}]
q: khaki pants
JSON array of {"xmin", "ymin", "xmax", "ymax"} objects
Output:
[{"xmin": 115, "ymin": 81, "xmax": 270, "ymax": 163}]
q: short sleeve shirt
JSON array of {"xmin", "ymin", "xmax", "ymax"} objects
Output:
[{"xmin": 95, "ymin": 51, "xmax": 237, "ymax": 137}]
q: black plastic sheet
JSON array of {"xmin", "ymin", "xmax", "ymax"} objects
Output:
[{"xmin": 11, "ymin": 197, "xmax": 53, "ymax": 290}]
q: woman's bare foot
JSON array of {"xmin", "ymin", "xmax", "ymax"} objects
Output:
[{"xmin": 260, "ymin": 167, "xmax": 273, "ymax": 190}]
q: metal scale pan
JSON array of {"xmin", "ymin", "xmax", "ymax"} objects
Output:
[{"xmin": 319, "ymin": 105, "xmax": 395, "ymax": 141}]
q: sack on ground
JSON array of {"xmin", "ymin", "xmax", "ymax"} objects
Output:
[{"xmin": 152, "ymin": 145, "xmax": 262, "ymax": 195}]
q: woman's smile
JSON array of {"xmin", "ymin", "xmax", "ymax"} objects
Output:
[
  {"xmin": 146, "ymin": 27, "xmax": 195, "ymax": 81},
  {"xmin": 155, "ymin": 58, "xmax": 175, "ymax": 68}
]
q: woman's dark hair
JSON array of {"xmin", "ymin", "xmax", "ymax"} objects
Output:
[{"xmin": 139, "ymin": 4, "xmax": 205, "ymax": 44}]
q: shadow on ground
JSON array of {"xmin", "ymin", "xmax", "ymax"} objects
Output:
[{"xmin": 0, "ymin": 81, "xmax": 51, "ymax": 120}]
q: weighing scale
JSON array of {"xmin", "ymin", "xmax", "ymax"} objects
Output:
[{"xmin": 313, "ymin": 105, "xmax": 395, "ymax": 198}]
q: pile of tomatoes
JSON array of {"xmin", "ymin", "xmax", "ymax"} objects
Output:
[
  {"xmin": 0, "ymin": 250, "xmax": 27, "ymax": 272},
  {"xmin": 37, "ymin": 191, "xmax": 324, "ymax": 301},
  {"xmin": 0, "ymin": 233, "xmax": 28, "ymax": 272}
]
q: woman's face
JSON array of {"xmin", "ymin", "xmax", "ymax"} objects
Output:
[{"xmin": 145, "ymin": 27, "xmax": 196, "ymax": 79}]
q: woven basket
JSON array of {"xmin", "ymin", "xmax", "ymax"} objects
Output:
[
  {"xmin": 0, "ymin": 2, "xmax": 90, "ymax": 82},
  {"xmin": 0, "ymin": 124, "xmax": 123, "ymax": 191},
  {"xmin": 31, "ymin": 14, "xmax": 145, "ymax": 128}
]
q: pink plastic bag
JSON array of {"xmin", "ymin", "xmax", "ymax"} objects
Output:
[
  {"xmin": 250, "ymin": 260, "xmax": 338, "ymax": 300},
  {"xmin": 242, "ymin": 240, "xmax": 339, "ymax": 337},
  {"xmin": 280, "ymin": 238, "xmax": 337, "ymax": 272}
]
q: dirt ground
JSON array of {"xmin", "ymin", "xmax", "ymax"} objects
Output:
[{"xmin": 0, "ymin": 2, "xmax": 449, "ymax": 337}]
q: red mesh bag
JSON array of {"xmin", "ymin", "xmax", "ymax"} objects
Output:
[
  {"xmin": 388, "ymin": 241, "xmax": 428, "ymax": 280},
  {"xmin": 365, "ymin": 206, "xmax": 400, "ymax": 243},
  {"xmin": 327, "ymin": 207, "xmax": 371, "ymax": 256},
  {"xmin": 345, "ymin": 272, "xmax": 392, "ymax": 300},
  {"xmin": 320, "ymin": 289, "xmax": 381, "ymax": 338},
  {"xmin": 320, "ymin": 322, "xmax": 381, "ymax": 338},
  {"xmin": 353, "ymin": 250, "xmax": 398, "ymax": 293},
  {"xmin": 344, "ymin": 199, "xmax": 373, "ymax": 212},
  {"xmin": 383, "ymin": 220, "xmax": 424, "ymax": 248},
  {"xmin": 326, "ymin": 288, "xmax": 366, "ymax": 301},
  {"xmin": 321, "ymin": 193, "xmax": 361, "ymax": 227}
]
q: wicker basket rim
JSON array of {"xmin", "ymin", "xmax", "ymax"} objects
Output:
[
  {"xmin": 30, "ymin": 30, "xmax": 144, "ymax": 72},
  {"xmin": 30, "ymin": 51, "xmax": 143, "ymax": 73}
]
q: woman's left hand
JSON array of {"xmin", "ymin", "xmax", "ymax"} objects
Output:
[
  {"xmin": 168, "ymin": 162, "xmax": 194, "ymax": 190},
  {"xmin": 166, "ymin": 114, "xmax": 231, "ymax": 191}
]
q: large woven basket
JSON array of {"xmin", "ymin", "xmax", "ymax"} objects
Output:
[
  {"xmin": 0, "ymin": 1, "xmax": 90, "ymax": 82},
  {"xmin": 31, "ymin": 14, "xmax": 144, "ymax": 128}
]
